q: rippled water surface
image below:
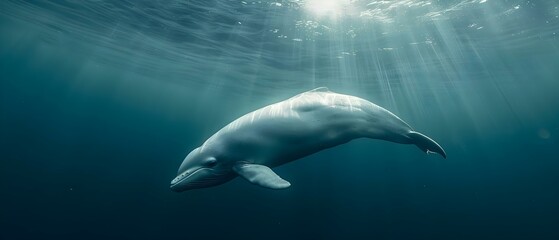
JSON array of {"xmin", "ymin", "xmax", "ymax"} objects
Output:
[{"xmin": 1, "ymin": 1, "xmax": 558, "ymax": 239}]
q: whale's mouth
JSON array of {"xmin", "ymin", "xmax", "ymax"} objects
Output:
[
  {"xmin": 170, "ymin": 167, "xmax": 207, "ymax": 188},
  {"xmin": 170, "ymin": 168, "xmax": 232, "ymax": 191}
]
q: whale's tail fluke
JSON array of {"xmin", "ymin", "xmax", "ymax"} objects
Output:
[{"xmin": 408, "ymin": 131, "xmax": 447, "ymax": 159}]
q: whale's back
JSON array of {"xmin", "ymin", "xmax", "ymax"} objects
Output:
[{"xmin": 288, "ymin": 87, "xmax": 382, "ymax": 115}]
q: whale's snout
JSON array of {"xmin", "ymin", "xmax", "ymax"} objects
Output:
[{"xmin": 407, "ymin": 131, "xmax": 446, "ymax": 158}]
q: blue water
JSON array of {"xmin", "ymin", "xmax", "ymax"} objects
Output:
[{"xmin": 1, "ymin": 1, "xmax": 558, "ymax": 239}]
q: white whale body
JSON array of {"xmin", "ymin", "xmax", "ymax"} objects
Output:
[{"xmin": 170, "ymin": 87, "xmax": 446, "ymax": 192}]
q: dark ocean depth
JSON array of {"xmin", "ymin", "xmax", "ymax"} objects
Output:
[{"xmin": 1, "ymin": 1, "xmax": 559, "ymax": 239}]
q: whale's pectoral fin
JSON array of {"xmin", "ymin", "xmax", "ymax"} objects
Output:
[
  {"xmin": 233, "ymin": 163, "xmax": 291, "ymax": 189},
  {"xmin": 408, "ymin": 131, "xmax": 447, "ymax": 159}
]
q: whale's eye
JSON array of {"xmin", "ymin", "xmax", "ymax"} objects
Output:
[{"xmin": 206, "ymin": 158, "xmax": 217, "ymax": 167}]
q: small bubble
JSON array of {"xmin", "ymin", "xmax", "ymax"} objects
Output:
[{"xmin": 538, "ymin": 128, "xmax": 551, "ymax": 139}]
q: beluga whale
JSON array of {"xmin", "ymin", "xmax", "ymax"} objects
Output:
[{"xmin": 170, "ymin": 87, "xmax": 446, "ymax": 192}]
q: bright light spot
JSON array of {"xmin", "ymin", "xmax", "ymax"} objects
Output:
[{"xmin": 304, "ymin": 0, "xmax": 349, "ymax": 18}]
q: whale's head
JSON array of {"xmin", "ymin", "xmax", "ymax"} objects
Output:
[{"xmin": 170, "ymin": 147, "xmax": 234, "ymax": 192}]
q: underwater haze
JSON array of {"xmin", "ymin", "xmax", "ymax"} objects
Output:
[{"xmin": 1, "ymin": 0, "xmax": 559, "ymax": 239}]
